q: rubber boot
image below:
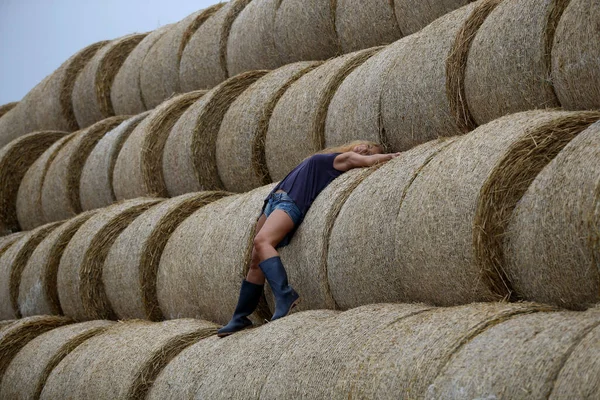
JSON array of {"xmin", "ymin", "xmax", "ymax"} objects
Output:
[
  {"xmin": 259, "ymin": 256, "xmax": 300, "ymax": 321},
  {"xmin": 217, "ymin": 279, "xmax": 264, "ymax": 337}
]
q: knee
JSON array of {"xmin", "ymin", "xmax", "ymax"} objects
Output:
[{"xmin": 253, "ymin": 235, "xmax": 272, "ymax": 256}]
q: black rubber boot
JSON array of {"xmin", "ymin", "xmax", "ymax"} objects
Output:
[
  {"xmin": 217, "ymin": 279, "xmax": 264, "ymax": 338},
  {"xmin": 259, "ymin": 256, "xmax": 300, "ymax": 321}
]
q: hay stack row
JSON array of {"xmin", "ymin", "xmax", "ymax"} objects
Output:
[{"xmin": 1, "ymin": 304, "xmax": 600, "ymax": 398}]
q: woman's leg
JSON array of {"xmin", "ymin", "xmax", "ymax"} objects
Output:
[
  {"xmin": 252, "ymin": 209, "xmax": 295, "ymax": 261},
  {"xmin": 246, "ymin": 214, "xmax": 267, "ymax": 285}
]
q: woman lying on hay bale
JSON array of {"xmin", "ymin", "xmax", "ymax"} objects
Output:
[{"xmin": 218, "ymin": 141, "xmax": 399, "ymax": 337}]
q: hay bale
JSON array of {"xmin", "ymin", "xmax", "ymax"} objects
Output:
[
  {"xmin": 57, "ymin": 198, "xmax": 162, "ymax": 321},
  {"xmin": 104, "ymin": 191, "xmax": 229, "ymax": 321},
  {"xmin": 141, "ymin": 6, "xmax": 223, "ymax": 109},
  {"xmin": 39, "ymin": 319, "xmax": 217, "ymax": 400},
  {"xmin": 180, "ymin": 0, "xmax": 251, "ymax": 91},
  {"xmin": 395, "ymin": 110, "xmax": 600, "ymax": 306},
  {"xmin": 72, "ymin": 34, "xmax": 147, "ymax": 129},
  {"xmin": 111, "ymin": 25, "xmax": 172, "ymax": 115},
  {"xmin": 266, "ymin": 49, "xmax": 380, "ymax": 181},
  {"xmin": 18, "ymin": 211, "xmax": 97, "ymax": 317},
  {"xmin": 327, "ymin": 139, "xmax": 454, "ymax": 309},
  {"xmin": 0, "ymin": 320, "xmax": 113, "ymax": 400},
  {"xmin": 0, "ymin": 131, "xmax": 67, "ymax": 235},
  {"xmin": 552, "ymin": 0, "xmax": 600, "ymax": 110},
  {"xmin": 394, "ymin": 0, "xmax": 473, "ymax": 35},
  {"xmin": 16, "ymin": 133, "xmax": 77, "ymax": 231},
  {"xmin": 504, "ymin": 121, "xmax": 600, "ymax": 309},
  {"xmin": 163, "ymin": 71, "xmax": 267, "ymax": 196},
  {"xmin": 226, "ymin": 0, "xmax": 282, "ymax": 76},
  {"xmin": 112, "ymin": 92, "xmax": 205, "ymax": 201},
  {"xmin": 464, "ymin": 0, "xmax": 567, "ymax": 125},
  {"xmin": 0, "ymin": 321, "xmax": 15, "ymax": 332},
  {"xmin": 273, "ymin": 0, "xmax": 341, "ymax": 65},
  {"xmin": 80, "ymin": 113, "xmax": 148, "ymax": 211},
  {"xmin": 217, "ymin": 61, "xmax": 321, "ymax": 192},
  {"xmin": 0, "ymin": 315, "xmax": 71, "ymax": 379},
  {"xmin": 0, "ymin": 221, "xmax": 62, "ymax": 320},
  {"xmin": 336, "ymin": 0, "xmax": 402, "ymax": 53},
  {"xmin": 0, "ymin": 102, "xmax": 17, "ymax": 120},
  {"xmin": 158, "ymin": 185, "xmax": 274, "ymax": 324},
  {"xmin": 148, "ymin": 310, "xmax": 338, "ymax": 399},
  {"xmin": 0, "ymin": 233, "xmax": 24, "ymax": 256},
  {"xmin": 41, "ymin": 116, "xmax": 127, "ymax": 223},
  {"xmin": 428, "ymin": 309, "xmax": 600, "ymax": 399}
]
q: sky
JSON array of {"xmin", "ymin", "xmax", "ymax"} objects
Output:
[{"xmin": 0, "ymin": 0, "xmax": 221, "ymax": 104}]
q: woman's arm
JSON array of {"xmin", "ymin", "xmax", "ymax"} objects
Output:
[{"xmin": 333, "ymin": 151, "xmax": 401, "ymax": 171}]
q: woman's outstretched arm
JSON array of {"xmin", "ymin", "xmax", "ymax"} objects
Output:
[{"xmin": 333, "ymin": 151, "xmax": 401, "ymax": 171}]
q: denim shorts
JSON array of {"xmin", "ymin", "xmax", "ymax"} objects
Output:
[{"xmin": 263, "ymin": 192, "xmax": 304, "ymax": 248}]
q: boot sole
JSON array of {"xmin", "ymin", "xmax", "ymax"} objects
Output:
[
  {"xmin": 283, "ymin": 297, "xmax": 301, "ymax": 318},
  {"xmin": 216, "ymin": 324, "xmax": 252, "ymax": 338}
]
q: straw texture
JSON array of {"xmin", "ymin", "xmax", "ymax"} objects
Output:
[
  {"xmin": 113, "ymin": 91, "xmax": 205, "ymax": 200},
  {"xmin": 41, "ymin": 116, "xmax": 126, "ymax": 223},
  {"xmin": 0, "ymin": 102, "xmax": 17, "ymax": 120},
  {"xmin": 0, "ymin": 131, "xmax": 66, "ymax": 235},
  {"xmin": 104, "ymin": 191, "xmax": 229, "ymax": 321},
  {"xmin": 40, "ymin": 319, "xmax": 217, "ymax": 400},
  {"xmin": 394, "ymin": 0, "xmax": 473, "ymax": 35},
  {"xmin": 18, "ymin": 211, "xmax": 97, "ymax": 317},
  {"xmin": 0, "ymin": 233, "xmax": 24, "ymax": 257},
  {"xmin": 163, "ymin": 71, "xmax": 267, "ymax": 196},
  {"xmin": 80, "ymin": 113, "xmax": 147, "ymax": 211},
  {"xmin": 158, "ymin": 185, "xmax": 274, "ymax": 324},
  {"xmin": 217, "ymin": 61, "xmax": 320, "ymax": 192},
  {"xmin": 0, "ymin": 320, "xmax": 113, "ymax": 400},
  {"xmin": 72, "ymin": 34, "xmax": 146, "ymax": 128},
  {"xmin": 504, "ymin": 120, "xmax": 600, "ymax": 309},
  {"xmin": 57, "ymin": 198, "xmax": 162, "ymax": 321},
  {"xmin": 267, "ymin": 49, "xmax": 379, "ymax": 181},
  {"xmin": 180, "ymin": 0, "xmax": 251, "ymax": 91},
  {"xmin": 0, "ymin": 222, "xmax": 61, "ymax": 320},
  {"xmin": 552, "ymin": 0, "xmax": 600, "ymax": 110}
]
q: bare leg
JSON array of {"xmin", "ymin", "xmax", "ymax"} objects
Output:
[{"xmin": 246, "ymin": 214, "xmax": 267, "ymax": 285}]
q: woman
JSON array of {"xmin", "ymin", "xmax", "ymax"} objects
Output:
[{"xmin": 217, "ymin": 140, "xmax": 400, "ymax": 337}]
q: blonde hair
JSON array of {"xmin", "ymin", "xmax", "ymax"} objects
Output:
[{"xmin": 317, "ymin": 140, "xmax": 384, "ymax": 154}]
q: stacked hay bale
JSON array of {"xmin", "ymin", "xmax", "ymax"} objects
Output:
[
  {"xmin": 0, "ymin": 233, "xmax": 24, "ymax": 257},
  {"xmin": 0, "ymin": 131, "xmax": 67, "ymax": 235},
  {"xmin": 72, "ymin": 34, "xmax": 146, "ymax": 128},
  {"xmin": 103, "ymin": 192, "xmax": 229, "ymax": 321},
  {"xmin": 0, "ymin": 102, "xmax": 17, "ymax": 120},
  {"xmin": 112, "ymin": 91, "xmax": 205, "ymax": 201},
  {"xmin": 41, "ymin": 116, "xmax": 127, "ymax": 223},
  {"xmin": 39, "ymin": 319, "xmax": 217, "ymax": 400},
  {"xmin": 57, "ymin": 198, "xmax": 162, "ymax": 321},
  {"xmin": 394, "ymin": 0, "xmax": 474, "ymax": 35},
  {"xmin": 216, "ymin": 61, "xmax": 321, "ymax": 193},
  {"xmin": 162, "ymin": 71, "xmax": 267, "ymax": 196}
]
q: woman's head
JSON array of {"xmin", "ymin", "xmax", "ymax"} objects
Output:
[{"xmin": 319, "ymin": 140, "xmax": 384, "ymax": 155}]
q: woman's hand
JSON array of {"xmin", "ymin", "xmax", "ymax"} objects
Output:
[{"xmin": 334, "ymin": 151, "xmax": 402, "ymax": 171}]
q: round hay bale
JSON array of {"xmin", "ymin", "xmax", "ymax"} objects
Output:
[
  {"xmin": 395, "ymin": 110, "xmax": 600, "ymax": 306},
  {"xmin": 141, "ymin": 6, "xmax": 223, "ymax": 109},
  {"xmin": 464, "ymin": 0, "xmax": 567, "ymax": 125},
  {"xmin": 57, "ymin": 198, "xmax": 162, "ymax": 321},
  {"xmin": 552, "ymin": 0, "xmax": 600, "ymax": 110},
  {"xmin": 39, "ymin": 319, "xmax": 217, "ymax": 400},
  {"xmin": 217, "ymin": 61, "xmax": 321, "ymax": 192},
  {"xmin": 273, "ymin": 0, "xmax": 341, "ymax": 65},
  {"xmin": 148, "ymin": 310, "xmax": 338, "ymax": 399},
  {"xmin": 80, "ymin": 113, "xmax": 148, "ymax": 211},
  {"xmin": 504, "ymin": 121, "xmax": 600, "ymax": 309},
  {"xmin": 104, "ymin": 191, "xmax": 229, "ymax": 321},
  {"xmin": 0, "ymin": 101, "xmax": 29, "ymax": 150},
  {"xmin": 111, "ymin": 25, "xmax": 173, "ymax": 115},
  {"xmin": 427, "ymin": 309, "xmax": 600, "ymax": 399},
  {"xmin": 0, "ymin": 102, "xmax": 17, "ymax": 120},
  {"xmin": 41, "ymin": 116, "xmax": 127, "ymax": 223},
  {"xmin": 394, "ymin": 0, "xmax": 473, "ymax": 35},
  {"xmin": 327, "ymin": 139, "xmax": 454, "ymax": 309},
  {"xmin": 16, "ymin": 133, "xmax": 77, "ymax": 231},
  {"xmin": 0, "ymin": 131, "xmax": 67, "ymax": 235},
  {"xmin": 112, "ymin": 91, "xmax": 205, "ymax": 201},
  {"xmin": 0, "ymin": 320, "xmax": 113, "ymax": 400},
  {"xmin": 226, "ymin": 0, "xmax": 282, "ymax": 76},
  {"xmin": 18, "ymin": 211, "xmax": 97, "ymax": 317},
  {"xmin": 0, "ymin": 221, "xmax": 62, "ymax": 320},
  {"xmin": 72, "ymin": 34, "xmax": 147, "ymax": 129},
  {"xmin": 266, "ymin": 49, "xmax": 380, "ymax": 182},
  {"xmin": 0, "ymin": 321, "xmax": 16, "ymax": 332},
  {"xmin": 0, "ymin": 315, "xmax": 71, "ymax": 380},
  {"xmin": 0, "ymin": 233, "xmax": 25, "ymax": 256},
  {"xmin": 180, "ymin": 0, "xmax": 251, "ymax": 91},
  {"xmin": 335, "ymin": 0, "xmax": 402, "ymax": 53},
  {"xmin": 163, "ymin": 70, "xmax": 267, "ymax": 196},
  {"xmin": 158, "ymin": 185, "xmax": 274, "ymax": 324}
]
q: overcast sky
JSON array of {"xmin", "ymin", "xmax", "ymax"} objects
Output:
[{"xmin": 0, "ymin": 0, "xmax": 221, "ymax": 104}]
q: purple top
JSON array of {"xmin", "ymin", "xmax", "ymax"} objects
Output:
[{"xmin": 266, "ymin": 153, "xmax": 344, "ymax": 215}]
